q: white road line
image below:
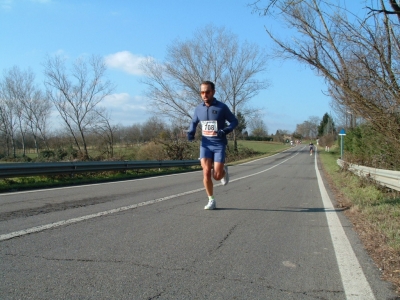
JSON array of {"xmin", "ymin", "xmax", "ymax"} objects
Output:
[
  {"xmin": 229, "ymin": 152, "xmax": 299, "ymax": 183},
  {"xmin": 0, "ymin": 187, "xmax": 205, "ymax": 241},
  {"xmin": 2, "ymin": 148, "xmax": 378, "ymax": 298},
  {"xmin": 0, "ymin": 153, "xmax": 298, "ymax": 241},
  {"xmin": 314, "ymin": 150, "xmax": 375, "ymax": 300}
]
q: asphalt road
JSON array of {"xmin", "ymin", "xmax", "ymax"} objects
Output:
[{"xmin": 0, "ymin": 146, "xmax": 398, "ymax": 299}]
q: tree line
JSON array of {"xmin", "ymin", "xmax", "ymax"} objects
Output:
[
  {"xmin": 249, "ymin": 0, "xmax": 400, "ymax": 169},
  {"xmin": 2, "ymin": 1, "xmax": 399, "ymax": 168},
  {"xmin": 0, "ymin": 55, "xmax": 116, "ymax": 160},
  {"xmin": 1, "ymin": 24, "xmax": 272, "ymax": 160}
]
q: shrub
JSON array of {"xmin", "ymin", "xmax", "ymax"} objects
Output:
[
  {"xmin": 341, "ymin": 124, "xmax": 400, "ymax": 170},
  {"xmin": 38, "ymin": 150, "xmax": 55, "ymax": 160},
  {"xmin": 0, "ymin": 155, "xmax": 32, "ymax": 162},
  {"xmin": 135, "ymin": 142, "xmax": 166, "ymax": 160},
  {"xmin": 157, "ymin": 138, "xmax": 198, "ymax": 160}
]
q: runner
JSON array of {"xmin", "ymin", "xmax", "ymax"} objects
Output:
[
  {"xmin": 187, "ymin": 81, "xmax": 238, "ymax": 210},
  {"xmin": 309, "ymin": 142, "xmax": 314, "ymax": 156}
]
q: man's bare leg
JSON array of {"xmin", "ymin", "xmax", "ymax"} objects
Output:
[
  {"xmin": 201, "ymin": 158, "xmax": 214, "ymax": 196},
  {"xmin": 212, "ymin": 162, "xmax": 225, "ymax": 180}
]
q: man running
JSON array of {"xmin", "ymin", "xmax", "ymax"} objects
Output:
[
  {"xmin": 309, "ymin": 142, "xmax": 314, "ymax": 155},
  {"xmin": 187, "ymin": 81, "xmax": 238, "ymax": 210}
]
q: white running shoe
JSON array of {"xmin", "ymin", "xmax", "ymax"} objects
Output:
[
  {"xmin": 221, "ymin": 166, "xmax": 229, "ymax": 186},
  {"xmin": 204, "ymin": 199, "xmax": 216, "ymax": 210}
]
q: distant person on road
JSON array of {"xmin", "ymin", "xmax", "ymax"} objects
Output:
[
  {"xmin": 309, "ymin": 142, "xmax": 314, "ymax": 156},
  {"xmin": 187, "ymin": 81, "xmax": 238, "ymax": 210}
]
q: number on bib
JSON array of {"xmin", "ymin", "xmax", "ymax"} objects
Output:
[{"xmin": 201, "ymin": 120, "xmax": 218, "ymax": 137}]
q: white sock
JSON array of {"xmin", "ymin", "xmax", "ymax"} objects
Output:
[{"xmin": 208, "ymin": 196, "xmax": 214, "ymax": 201}]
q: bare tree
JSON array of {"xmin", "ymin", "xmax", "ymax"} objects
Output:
[
  {"xmin": 11, "ymin": 90, "xmax": 28, "ymax": 157},
  {"xmin": 250, "ymin": 0, "xmax": 400, "ymax": 150},
  {"xmin": 141, "ymin": 116, "xmax": 168, "ymax": 142},
  {"xmin": 0, "ymin": 97, "xmax": 16, "ymax": 157},
  {"xmin": 0, "ymin": 66, "xmax": 38, "ymax": 157},
  {"xmin": 1, "ymin": 66, "xmax": 52, "ymax": 156},
  {"xmin": 249, "ymin": 113, "xmax": 269, "ymax": 136},
  {"xmin": 141, "ymin": 24, "xmax": 269, "ymax": 151},
  {"xmin": 22, "ymin": 89, "xmax": 52, "ymax": 153},
  {"xmin": 274, "ymin": 128, "xmax": 291, "ymax": 142},
  {"xmin": 124, "ymin": 124, "xmax": 143, "ymax": 145},
  {"xmin": 250, "ymin": 0, "xmax": 400, "ymax": 19},
  {"xmin": 44, "ymin": 55, "xmax": 115, "ymax": 159},
  {"xmin": 366, "ymin": 0, "xmax": 400, "ymax": 21},
  {"xmin": 91, "ymin": 108, "xmax": 117, "ymax": 159},
  {"xmin": 296, "ymin": 116, "xmax": 320, "ymax": 139}
]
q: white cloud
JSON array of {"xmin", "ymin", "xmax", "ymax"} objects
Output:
[
  {"xmin": 104, "ymin": 51, "xmax": 149, "ymax": 76},
  {"xmin": 48, "ymin": 93, "xmax": 151, "ymax": 130},
  {"xmin": 103, "ymin": 93, "xmax": 146, "ymax": 109},
  {"xmin": 102, "ymin": 93, "xmax": 150, "ymax": 125},
  {"xmin": 1, "ymin": 0, "xmax": 13, "ymax": 10},
  {"xmin": 1, "ymin": 0, "xmax": 51, "ymax": 10},
  {"xmin": 52, "ymin": 49, "xmax": 69, "ymax": 59}
]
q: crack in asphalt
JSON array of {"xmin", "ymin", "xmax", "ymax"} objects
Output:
[
  {"xmin": 213, "ymin": 223, "xmax": 239, "ymax": 252},
  {"xmin": 4, "ymin": 253, "xmax": 344, "ymax": 299},
  {"xmin": 4, "ymin": 253, "xmax": 188, "ymax": 271}
]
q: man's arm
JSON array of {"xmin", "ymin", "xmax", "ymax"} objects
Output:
[
  {"xmin": 222, "ymin": 106, "xmax": 238, "ymax": 134},
  {"xmin": 187, "ymin": 109, "xmax": 199, "ymax": 140}
]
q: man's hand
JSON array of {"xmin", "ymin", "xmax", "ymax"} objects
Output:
[
  {"xmin": 187, "ymin": 133, "xmax": 195, "ymax": 141},
  {"xmin": 217, "ymin": 129, "xmax": 226, "ymax": 138}
]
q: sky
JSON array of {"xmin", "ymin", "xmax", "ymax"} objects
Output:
[{"xmin": 0, "ymin": 0, "xmax": 368, "ymax": 134}]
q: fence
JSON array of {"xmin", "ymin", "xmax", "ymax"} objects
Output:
[
  {"xmin": 337, "ymin": 159, "xmax": 400, "ymax": 191},
  {"xmin": 0, "ymin": 160, "xmax": 201, "ymax": 179}
]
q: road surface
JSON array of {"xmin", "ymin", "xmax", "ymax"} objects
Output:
[{"xmin": 0, "ymin": 146, "xmax": 397, "ymax": 299}]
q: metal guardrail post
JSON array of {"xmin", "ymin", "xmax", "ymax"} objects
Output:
[{"xmin": 337, "ymin": 159, "xmax": 400, "ymax": 191}]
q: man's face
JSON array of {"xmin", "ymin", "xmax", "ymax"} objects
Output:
[{"xmin": 200, "ymin": 84, "xmax": 215, "ymax": 105}]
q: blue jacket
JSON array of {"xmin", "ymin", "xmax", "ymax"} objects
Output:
[{"xmin": 188, "ymin": 98, "xmax": 238, "ymax": 145}]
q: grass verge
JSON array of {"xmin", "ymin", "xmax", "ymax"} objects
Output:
[{"xmin": 318, "ymin": 146, "xmax": 400, "ymax": 293}]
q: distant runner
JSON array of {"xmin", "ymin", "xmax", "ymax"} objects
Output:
[{"xmin": 309, "ymin": 142, "xmax": 314, "ymax": 156}]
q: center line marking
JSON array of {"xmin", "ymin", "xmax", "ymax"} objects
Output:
[{"xmin": 0, "ymin": 151, "xmax": 297, "ymax": 242}]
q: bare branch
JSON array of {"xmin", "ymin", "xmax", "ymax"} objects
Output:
[{"xmin": 43, "ymin": 54, "xmax": 115, "ymax": 159}]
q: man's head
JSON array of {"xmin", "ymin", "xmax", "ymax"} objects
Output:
[{"xmin": 200, "ymin": 81, "xmax": 215, "ymax": 105}]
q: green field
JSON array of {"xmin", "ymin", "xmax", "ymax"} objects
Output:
[
  {"xmin": 237, "ymin": 140, "xmax": 289, "ymax": 154},
  {"xmin": 0, "ymin": 140, "xmax": 290, "ymax": 192}
]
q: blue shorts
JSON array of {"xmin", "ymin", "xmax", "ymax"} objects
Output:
[{"xmin": 200, "ymin": 139, "xmax": 226, "ymax": 163}]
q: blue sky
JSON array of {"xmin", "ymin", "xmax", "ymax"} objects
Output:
[{"xmin": 0, "ymin": 0, "xmax": 367, "ymax": 134}]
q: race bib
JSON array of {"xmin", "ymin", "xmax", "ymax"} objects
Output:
[{"xmin": 201, "ymin": 120, "xmax": 218, "ymax": 137}]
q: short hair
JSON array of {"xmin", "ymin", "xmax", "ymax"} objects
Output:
[{"xmin": 201, "ymin": 80, "xmax": 215, "ymax": 91}]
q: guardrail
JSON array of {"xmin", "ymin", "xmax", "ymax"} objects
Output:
[
  {"xmin": 0, "ymin": 160, "xmax": 201, "ymax": 179},
  {"xmin": 337, "ymin": 159, "xmax": 400, "ymax": 191}
]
